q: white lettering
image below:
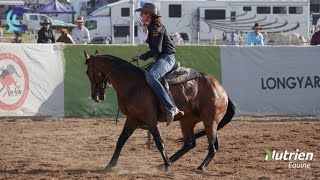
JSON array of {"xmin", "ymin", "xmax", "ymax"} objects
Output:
[
  {"xmin": 288, "ymin": 162, "xmax": 311, "ymax": 169},
  {"xmin": 298, "ymin": 152, "xmax": 305, "ymax": 160},
  {"xmin": 294, "ymin": 149, "xmax": 299, "ymax": 160},
  {"xmin": 289, "ymin": 152, "xmax": 295, "ymax": 160},
  {"xmin": 305, "ymin": 153, "xmax": 314, "ymax": 160},
  {"xmin": 275, "ymin": 152, "xmax": 283, "ymax": 160},
  {"xmin": 283, "ymin": 150, "xmax": 289, "ymax": 160}
]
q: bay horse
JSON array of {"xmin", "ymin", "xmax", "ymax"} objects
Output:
[{"xmin": 84, "ymin": 51, "xmax": 235, "ymax": 171}]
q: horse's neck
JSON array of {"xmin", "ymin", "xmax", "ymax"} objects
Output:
[{"xmin": 102, "ymin": 58, "xmax": 144, "ymax": 95}]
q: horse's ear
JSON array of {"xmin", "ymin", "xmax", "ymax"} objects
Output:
[
  {"xmin": 95, "ymin": 50, "xmax": 99, "ymax": 56},
  {"xmin": 84, "ymin": 51, "xmax": 90, "ymax": 60}
]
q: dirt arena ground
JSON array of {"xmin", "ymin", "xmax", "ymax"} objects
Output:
[{"xmin": 0, "ymin": 116, "xmax": 319, "ymax": 180}]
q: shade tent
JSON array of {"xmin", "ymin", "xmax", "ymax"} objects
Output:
[
  {"xmin": 36, "ymin": 0, "xmax": 75, "ymax": 14},
  {"xmin": 51, "ymin": 20, "xmax": 77, "ymax": 29}
]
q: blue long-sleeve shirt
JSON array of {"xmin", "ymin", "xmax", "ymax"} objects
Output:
[{"xmin": 247, "ymin": 32, "xmax": 264, "ymax": 46}]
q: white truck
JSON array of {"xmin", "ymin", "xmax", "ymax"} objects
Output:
[
  {"xmin": 23, "ymin": 13, "xmax": 51, "ymax": 31},
  {"xmin": 23, "ymin": 13, "xmax": 76, "ymax": 32},
  {"xmin": 85, "ymin": 0, "xmax": 310, "ymax": 44}
]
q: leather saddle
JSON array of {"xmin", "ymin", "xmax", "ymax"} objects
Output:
[
  {"xmin": 143, "ymin": 61, "xmax": 199, "ymax": 85},
  {"xmin": 163, "ymin": 62, "xmax": 199, "ymax": 85},
  {"xmin": 143, "ymin": 61, "xmax": 199, "ymax": 122}
]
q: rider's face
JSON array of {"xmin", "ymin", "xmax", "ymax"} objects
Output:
[{"xmin": 141, "ymin": 12, "xmax": 151, "ymax": 24}]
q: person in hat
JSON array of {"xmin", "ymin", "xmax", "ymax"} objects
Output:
[
  {"xmin": 56, "ymin": 28, "xmax": 75, "ymax": 44},
  {"xmin": 12, "ymin": 31, "xmax": 22, "ymax": 43},
  {"xmin": 71, "ymin": 16, "xmax": 90, "ymax": 44},
  {"xmin": 310, "ymin": 24, "xmax": 320, "ymax": 45},
  {"xmin": 247, "ymin": 23, "xmax": 264, "ymax": 46},
  {"xmin": 132, "ymin": 2, "xmax": 184, "ymax": 126},
  {"xmin": 102, "ymin": 36, "xmax": 112, "ymax": 44},
  {"xmin": 37, "ymin": 18, "xmax": 55, "ymax": 43}
]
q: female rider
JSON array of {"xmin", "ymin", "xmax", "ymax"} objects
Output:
[{"xmin": 132, "ymin": 3, "xmax": 183, "ymax": 126}]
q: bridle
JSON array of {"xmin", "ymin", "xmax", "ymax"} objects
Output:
[{"xmin": 90, "ymin": 58, "xmax": 136, "ymax": 92}]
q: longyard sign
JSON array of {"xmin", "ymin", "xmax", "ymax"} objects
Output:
[
  {"xmin": 265, "ymin": 149, "xmax": 314, "ymax": 169},
  {"xmin": 261, "ymin": 76, "xmax": 320, "ymax": 90},
  {"xmin": 0, "ymin": 53, "xmax": 29, "ymax": 110}
]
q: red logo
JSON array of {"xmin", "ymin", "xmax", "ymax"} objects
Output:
[{"xmin": 0, "ymin": 53, "xmax": 29, "ymax": 111}]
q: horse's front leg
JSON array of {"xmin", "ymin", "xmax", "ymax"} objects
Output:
[
  {"xmin": 105, "ymin": 119, "xmax": 137, "ymax": 171},
  {"xmin": 149, "ymin": 125, "xmax": 171, "ymax": 172}
]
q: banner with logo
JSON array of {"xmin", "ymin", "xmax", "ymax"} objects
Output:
[
  {"xmin": 221, "ymin": 46, "xmax": 320, "ymax": 116},
  {"xmin": 0, "ymin": 44, "xmax": 64, "ymax": 116}
]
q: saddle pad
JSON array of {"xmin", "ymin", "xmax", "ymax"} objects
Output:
[{"xmin": 164, "ymin": 67, "xmax": 199, "ymax": 84}]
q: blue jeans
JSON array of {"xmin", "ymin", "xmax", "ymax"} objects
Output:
[{"xmin": 146, "ymin": 54, "xmax": 175, "ymax": 111}]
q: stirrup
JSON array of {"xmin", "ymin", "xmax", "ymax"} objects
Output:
[{"xmin": 178, "ymin": 109, "xmax": 184, "ymax": 115}]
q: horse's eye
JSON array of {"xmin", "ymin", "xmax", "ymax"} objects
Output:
[{"xmin": 98, "ymin": 73, "xmax": 101, "ymax": 76}]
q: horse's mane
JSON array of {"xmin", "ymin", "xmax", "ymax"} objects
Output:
[{"xmin": 91, "ymin": 54, "xmax": 145, "ymax": 74}]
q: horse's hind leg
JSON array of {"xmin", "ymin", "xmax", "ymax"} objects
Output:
[
  {"xmin": 169, "ymin": 120, "xmax": 196, "ymax": 163},
  {"xmin": 197, "ymin": 122, "xmax": 218, "ymax": 171},
  {"xmin": 105, "ymin": 118, "xmax": 138, "ymax": 171},
  {"xmin": 149, "ymin": 125, "xmax": 171, "ymax": 172},
  {"xmin": 214, "ymin": 135, "xmax": 219, "ymax": 151}
]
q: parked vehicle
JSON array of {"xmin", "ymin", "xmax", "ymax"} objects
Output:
[
  {"xmin": 86, "ymin": 0, "xmax": 310, "ymax": 44},
  {"xmin": 23, "ymin": 13, "xmax": 51, "ymax": 31},
  {"xmin": 22, "ymin": 13, "xmax": 76, "ymax": 32}
]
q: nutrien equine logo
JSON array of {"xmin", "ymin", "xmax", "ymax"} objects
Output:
[
  {"xmin": 265, "ymin": 149, "xmax": 314, "ymax": 169},
  {"xmin": 6, "ymin": 7, "xmax": 27, "ymax": 32},
  {"xmin": 0, "ymin": 53, "xmax": 29, "ymax": 110}
]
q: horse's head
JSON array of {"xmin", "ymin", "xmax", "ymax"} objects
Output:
[{"xmin": 84, "ymin": 50, "xmax": 108, "ymax": 102}]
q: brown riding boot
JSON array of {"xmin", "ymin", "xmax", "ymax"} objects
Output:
[{"xmin": 166, "ymin": 107, "xmax": 184, "ymax": 126}]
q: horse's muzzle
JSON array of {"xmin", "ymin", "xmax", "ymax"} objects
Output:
[
  {"xmin": 92, "ymin": 94, "xmax": 100, "ymax": 102},
  {"xmin": 99, "ymin": 94, "xmax": 105, "ymax": 101}
]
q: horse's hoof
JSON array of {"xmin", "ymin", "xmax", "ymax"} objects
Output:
[
  {"xmin": 156, "ymin": 164, "xmax": 171, "ymax": 172},
  {"xmin": 196, "ymin": 166, "xmax": 206, "ymax": 172},
  {"xmin": 104, "ymin": 164, "xmax": 114, "ymax": 172}
]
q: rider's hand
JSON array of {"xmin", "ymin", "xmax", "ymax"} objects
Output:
[{"xmin": 132, "ymin": 56, "xmax": 140, "ymax": 61}]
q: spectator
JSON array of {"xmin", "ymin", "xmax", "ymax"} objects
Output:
[
  {"xmin": 171, "ymin": 32, "xmax": 183, "ymax": 45},
  {"xmin": 12, "ymin": 31, "xmax": 22, "ymax": 43},
  {"xmin": 56, "ymin": 28, "xmax": 75, "ymax": 44},
  {"xmin": 247, "ymin": 23, "xmax": 264, "ymax": 46},
  {"xmin": 102, "ymin": 36, "xmax": 112, "ymax": 44},
  {"xmin": 71, "ymin": 16, "xmax": 90, "ymax": 44},
  {"xmin": 310, "ymin": 26, "xmax": 320, "ymax": 45},
  {"xmin": 229, "ymin": 31, "xmax": 237, "ymax": 45},
  {"xmin": 222, "ymin": 31, "xmax": 227, "ymax": 41},
  {"xmin": 138, "ymin": 24, "xmax": 148, "ymax": 44},
  {"xmin": 37, "ymin": 19, "xmax": 55, "ymax": 43}
]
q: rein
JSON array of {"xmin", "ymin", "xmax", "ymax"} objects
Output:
[
  {"xmin": 89, "ymin": 56, "xmax": 153, "ymax": 124},
  {"xmin": 91, "ymin": 59, "xmax": 136, "ymax": 88},
  {"xmin": 103, "ymin": 60, "xmax": 137, "ymax": 82},
  {"xmin": 91, "ymin": 58, "xmax": 152, "ymax": 85},
  {"xmin": 90, "ymin": 59, "xmax": 140, "ymax": 125}
]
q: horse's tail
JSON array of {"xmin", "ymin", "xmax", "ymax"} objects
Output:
[
  {"xmin": 217, "ymin": 98, "xmax": 236, "ymax": 130},
  {"xmin": 177, "ymin": 98, "xmax": 236, "ymax": 142}
]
